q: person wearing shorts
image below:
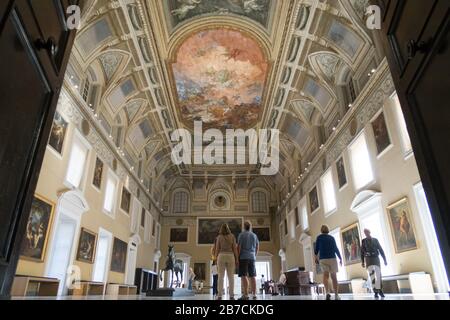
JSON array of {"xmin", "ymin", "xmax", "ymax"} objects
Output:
[
  {"xmin": 314, "ymin": 225, "xmax": 343, "ymax": 300},
  {"xmin": 237, "ymin": 221, "xmax": 259, "ymax": 300}
]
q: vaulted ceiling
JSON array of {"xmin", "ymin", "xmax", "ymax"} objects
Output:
[{"xmin": 67, "ymin": 0, "xmax": 379, "ymax": 202}]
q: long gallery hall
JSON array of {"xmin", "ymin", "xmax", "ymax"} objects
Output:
[{"xmin": 0, "ymin": 0, "xmax": 449, "ymax": 304}]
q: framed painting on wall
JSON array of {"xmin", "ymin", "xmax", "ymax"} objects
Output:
[
  {"xmin": 386, "ymin": 198, "xmax": 418, "ymax": 253},
  {"xmin": 309, "ymin": 186, "xmax": 320, "ymax": 213},
  {"xmin": 372, "ymin": 112, "xmax": 392, "ymax": 155},
  {"xmin": 20, "ymin": 195, "xmax": 55, "ymax": 262},
  {"xmin": 170, "ymin": 228, "xmax": 188, "ymax": 243},
  {"xmin": 120, "ymin": 187, "xmax": 131, "ymax": 213},
  {"xmin": 341, "ymin": 223, "xmax": 362, "ymax": 265},
  {"xmin": 253, "ymin": 227, "xmax": 270, "ymax": 242},
  {"xmin": 48, "ymin": 111, "xmax": 68, "ymax": 155},
  {"xmin": 193, "ymin": 263, "xmax": 206, "ymax": 281},
  {"xmin": 111, "ymin": 237, "xmax": 128, "ymax": 273},
  {"xmin": 92, "ymin": 157, "xmax": 104, "ymax": 189},
  {"xmin": 76, "ymin": 228, "xmax": 97, "ymax": 264},
  {"xmin": 336, "ymin": 157, "xmax": 347, "ymax": 189},
  {"xmin": 197, "ymin": 218, "xmax": 243, "ymax": 245}
]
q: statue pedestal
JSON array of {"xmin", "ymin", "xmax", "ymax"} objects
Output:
[{"xmin": 146, "ymin": 288, "xmax": 195, "ymax": 297}]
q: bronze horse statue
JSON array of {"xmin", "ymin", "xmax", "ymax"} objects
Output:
[{"xmin": 159, "ymin": 244, "xmax": 184, "ymax": 288}]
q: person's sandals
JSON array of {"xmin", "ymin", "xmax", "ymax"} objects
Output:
[
  {"xmin": 326, "ymin": 294, "xmax": 331, "ymax": 300},
  {"xmin": 238, "ymin": 295, "xmax": 249, "ymax": 300}
]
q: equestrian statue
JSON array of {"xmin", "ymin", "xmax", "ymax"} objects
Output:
[{"xmin": 159, "ymin": 244, "xmax": 184, "ymax": 288}]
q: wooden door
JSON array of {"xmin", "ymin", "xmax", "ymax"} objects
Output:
[
  {"xmin": 0, "ymin": 0, "xmax": 78, "ymax": 297},
  {"xmin": 377, "ymin": 0, "xmax": 450, "ymax": 279}
]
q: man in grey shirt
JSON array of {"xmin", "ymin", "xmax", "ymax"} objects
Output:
[
  {"xmin": 237, "ymin": 221, "xmax": 259, "ymax": 300},
  {"xmin": 361, "ymin": 228, "xmax": 387, "ymax": 298}
]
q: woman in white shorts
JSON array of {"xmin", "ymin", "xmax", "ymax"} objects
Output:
[{"xmin": 314, "ymin": 225, "xmax": 343, "ymax": 300}]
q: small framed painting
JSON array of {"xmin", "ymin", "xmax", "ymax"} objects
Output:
[
  {"xmin": 170, "ymin": 228, "xmax": 188, "ymax": 243},
  {"xmin": 341, "ymin": 223, "xmax": 362, "ymax": 265},
  {"xmin": 20, "ymin": 195, "xmax": 55, "ymax": 262},
  {"xmin": 386, "ymin": 198, "xmax": 418, "ymax": 253},
  {"xmin": 336, "ymin": 157, "xmax": 347, "ymax": 189},
  {"xmin": 92, "ymin": 157, "xmax": 104, "ymax": 189},
  {"xmin": 309, "ymin": 186, "xmax": 320, "ymax": 214},
  {"xmin": 111, "ymin": 237, "xmax": 128, "ymax": 273},
  {"xmin": 372, "ymin": 112, "xmax": 392, "ymax": 155},
  {"xmin": 193, "ymin": 263, "xmax": 206, "ymax": 281},
  {"xmin": 120, "ymin": 187, "xmax": 131, "ymax": 214},
  {"xmin": 76, "ymin": 228, "xmax": 97, "ymax": 264},
  {"xmin": 48, "ymin": 111, "xmax": 68, "ymax": 155},
  {"xmin": 253, "ymin": 227, "xmax": 271, "ymax": 242}
]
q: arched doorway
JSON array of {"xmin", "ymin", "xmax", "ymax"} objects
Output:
[
  {"xmin": 125, "ymin": 234, "xmax": 141, "ymax": 285},
  {"xmin": 45, "ymin": 190, "xmax": 89, "ymax": 295}
]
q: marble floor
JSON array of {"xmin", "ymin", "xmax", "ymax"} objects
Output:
[{"xmin": 11, "ymin": 293, "xmax": 450, "ymax": 300}]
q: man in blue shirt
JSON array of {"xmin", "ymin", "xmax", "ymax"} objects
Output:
[
  {"xmin": 314, "ymin": 225, "xmax": 343, "ymax": 300},
  {"xmin": 237, "ymin": 221, "xmax": 259, "ymax": 300}
]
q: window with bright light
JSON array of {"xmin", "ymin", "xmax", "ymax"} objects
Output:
[
  {"xmin": 103, "ymin": 171, "xmax": 118, "ymax": 216},
  {"xmin": 349, "ymin": 131, "xmax": 374, "ymax": 190},
  {"xmin": 289, "ymin": 211, "xmax": 296, "ymax": 240},
  {"xmin": 392, "ymin": 93, "xmax": 413, "ymax": 157},
  {"xmin": 144, "ymin": 212, "xmax": 151, "ymax": 244},
  {"xmin": 65, "ymin": 135, "xmax": 89, "ymax": 189},
  {"xmin": 301, "ymin": 201, "xmax": 309, "ymax": 231},
  {"xmin": 321, "ymin": 168, "xmax": 337, "ymax": 215}
]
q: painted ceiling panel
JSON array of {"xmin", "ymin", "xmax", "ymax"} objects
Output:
[
  {"xmin": 304, "ymin": 79, "xmax": 332, "ymax": 110},
  {"xmin": 99, "ymin": 52, "xmax": 123, "ymax": 82},
  {"xmin": 172, "ymin": 29, "xmax": 268, "ymax": 130},
  {"xmin": 326, "ymin": 20, "xmax": 362, "ymax": 58},
  {"xmin": 77, "ymin": 18, "xmax": 112, "ymax": 56},
  {"xmin": 167, "ymin": 0, "xmax": 272, "ymax": 28}
]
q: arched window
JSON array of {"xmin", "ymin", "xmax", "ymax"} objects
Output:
[
  {"xmin": 252, "ymin": 191, "xmax": 267, "ymax": 213},
  {"xmin": 173, "ymin": 191, "xmax": 189, "ymax": 214}
]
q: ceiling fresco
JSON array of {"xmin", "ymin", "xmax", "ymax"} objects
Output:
[
  {"xmin": 172, "ymin": 29, "xmax": 268, "ymax": 130},
  {"xmin": 168, "ymin": 0, "xmax": 272, "ymax": 28}
]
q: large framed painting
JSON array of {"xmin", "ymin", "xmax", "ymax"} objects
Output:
[
  {"xmin": 76, "ymin": 228, "xmax": 97, "ymax": 264},
  {"xmin": 386, "ymin": 198, "xmax": 418, "ymax": 253},
  {"xmin": 111, "ymin": 237, "xmax": 128, "ymax": 273},
  {"xmin": 120, "ymin": 187, "xmax": 131, "ymax": 214},
  {"xmin": 193, "ymin": 263, "xmax": 206, "ymax": 281},
  {"xmin": 253, "ymin": 227, "xmax": 270, "ymax": 242},
  {"xmin": 372, "ymin": 112, "xmax": 392, "ymax": 155},
  {"xmin": 341, "ymin": 223, "xmax": 362, "ymax": 265},
  {"xmin": 197, "ymin": 218, "xmax": 243, "ymax": 245},
  {"xmin": 309, "ymin": 186, "xmax": 320, "ymax": 214},
  {"xmin": 20, "ymin": 195, "xmax": 55, "ymax": 261},
  {"xmin": 48, "ymin": 111, "xmax": 68, "ymax": 155},
  {"xmin": 92, "ymin": 157, "xmax": 104, "ymax": 189},
  {"xmin": 170, "ymin": 228, "xmax": 188, "ymax": 243},
  {"xmin": 336, "ymin": 157, "xmax": 347, "ymax": 189}
]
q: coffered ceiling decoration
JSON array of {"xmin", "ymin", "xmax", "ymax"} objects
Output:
[
  {"xmin": 171, "ymin": 28, "xmax": 268, "ymax": 130},
  {"xmin": 67, "ymin": 0, "xmax": 381, "ymax": 208}
]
